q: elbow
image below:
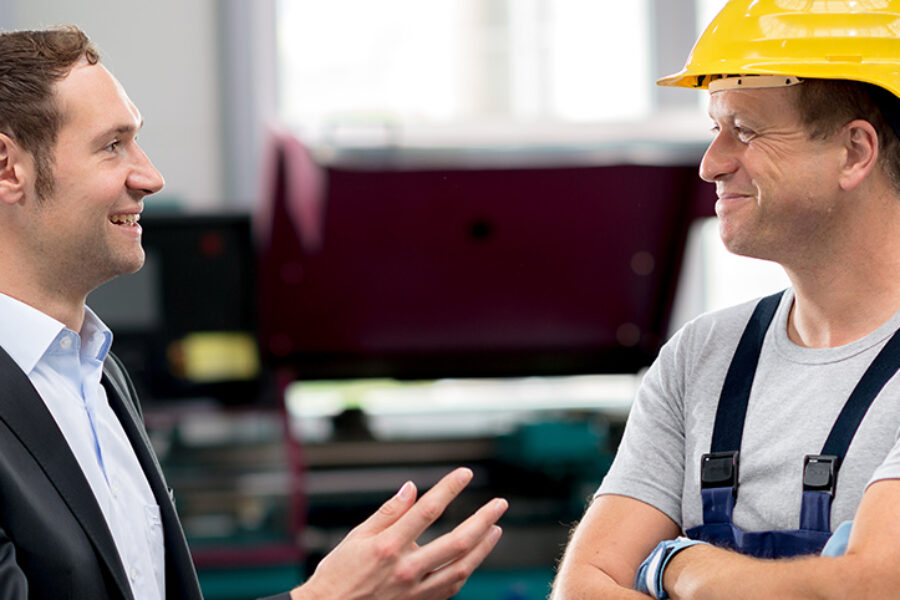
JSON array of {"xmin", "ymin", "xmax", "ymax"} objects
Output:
[
  {"xmin": 549, "ymin": 563, "xmax": 593, "ymax": 600},
  {"xmin": 551, "ymin": 560, "xmax": 635, "ymax": 600},
  {"xmin": 816, "ymin": 553, "xmax": 900, "ymax": 599},
  {"xmin": 549, "ymin": 567, "xmax": 580, "ymax": 600}
]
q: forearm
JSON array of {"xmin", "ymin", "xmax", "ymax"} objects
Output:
[
  {"xmin": 551, "ymin": 561, "xmax": 650, "ymax": 600},
  {"xmin": 552, "ymin": 495, "xmax": 682, "ymax": 599},
  {"xmin": 664, "ymin": 545, "xmax": 872, "ymax": 600}
]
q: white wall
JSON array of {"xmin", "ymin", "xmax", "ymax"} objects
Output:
[{"xmin": 2, "ymin": 0, "xmax": 226, "ymax": 209}]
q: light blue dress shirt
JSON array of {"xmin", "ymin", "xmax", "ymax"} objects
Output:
[{"xmin": 0, "ymin": 293, "xmax": 165, "ymax": 600}]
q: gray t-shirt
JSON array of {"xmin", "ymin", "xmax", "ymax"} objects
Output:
[{"xmin": 597, "ymin": 289, "xmax": 900, "ymax": 533}]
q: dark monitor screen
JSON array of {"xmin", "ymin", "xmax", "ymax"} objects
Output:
[{"xmin": 89, "ymin": 212, "xmax": 262, "ymax": 405}]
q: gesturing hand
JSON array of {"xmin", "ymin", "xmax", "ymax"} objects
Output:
[{"xmin": 292, "ymin": 467, "xmax": 507, "ymax": 600}]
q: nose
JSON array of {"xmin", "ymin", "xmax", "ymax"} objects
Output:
[
  {"xmin": 699, "ymin": 132, "xmax": 738, "ymax": 183},
  {"xmin": 127, "ymin": 144, "xmax": 165, "ymax": 195}
]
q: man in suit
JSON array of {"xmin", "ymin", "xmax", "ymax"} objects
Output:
[{"xmin": 0, "ymin": 25, "xmax": 507, "ymax": 600}]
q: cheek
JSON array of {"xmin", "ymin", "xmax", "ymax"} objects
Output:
[
  {"xmin": 747, "ymin": 144, "xmax": 826, "ymax": 197},
  {"xmin": 742, "ymin": 157, "xmax": 781, "ymax": 196},
  {"xmin": 751, "ymin": 142, "xmax": 794, "ymax": 177},
  {"xmin": 63, "ymin": 178, "xmax": 119, "ymax": 212}
]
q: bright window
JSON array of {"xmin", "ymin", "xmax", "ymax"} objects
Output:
[{"xmin": 276, "ymin": 0, "xmax": 652, "ymax": 144}]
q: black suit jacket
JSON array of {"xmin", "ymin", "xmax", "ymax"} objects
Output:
[{"xmin": 0, "ymin": 347, "xmax": 203, "ymax": 599}]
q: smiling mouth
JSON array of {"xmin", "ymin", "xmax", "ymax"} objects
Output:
[
  {"xmin": 717, "ymin": 189, "xmax": 755, "ymax": 200},
  {"xmin": 109, "ymin": 214, "xmax": 141, "ymax": 226}
]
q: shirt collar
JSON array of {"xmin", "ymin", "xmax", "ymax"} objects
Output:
[
  {"xmin": 81, "ymin": 306, "xmax": 114, "ymax": 364},
  {"xmin": 0, "ymin": 293, "xmax": 113, "ymax": 374}
]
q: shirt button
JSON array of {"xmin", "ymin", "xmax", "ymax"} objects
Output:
[
  {"xmin": 59, "ymin": 336, "xmax": 72, "ymax": 350},
  {"xmin": 130, "ymin": 568, "xmax": 138, "ymax": 582}
]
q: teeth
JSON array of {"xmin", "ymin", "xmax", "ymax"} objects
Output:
[{"xmin": 110, "ymin": 214, "xmax": 140, "ymax": 226}]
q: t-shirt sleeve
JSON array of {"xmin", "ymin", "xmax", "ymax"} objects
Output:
[
  {"xmin": 867, "ymin": 424, "xmax": 900, "ymax": 485},
  {"xmin": 595, "ymin": 327, "xmax": 689, "ymax": 527}
]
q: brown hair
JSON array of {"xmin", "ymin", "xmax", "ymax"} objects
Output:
[
  {"xmin": 794, "ymin": 79, "xmax": 900, "ymax": 193},
  {"xmin": 0, "ymin": 25, "xmax": 100, "ymax": 199}
]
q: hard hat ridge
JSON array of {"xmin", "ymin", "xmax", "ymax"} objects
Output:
[{"xmin": 658, "ymin": 0, "xmax": 900, "ymax": 100}]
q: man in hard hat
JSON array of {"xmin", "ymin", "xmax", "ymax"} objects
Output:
[
  {"xmin": 553, "ymin": 1, "xmax": 900, "ymax": 598},
  {"xmin": 0, "ymin": 26, "xmax": 506, "ymax": 600}
]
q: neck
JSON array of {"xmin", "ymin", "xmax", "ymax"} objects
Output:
[
  {"xmin": 0, "ymin": 252, "xmax": 88, "ymax": 333},
  {"xmin": 783, "ymin": 190, "xmax": 900, "ymax": 348},
  {"xmin": 786, "ymin": 276, "xmax": 900, "ymax": 348}
]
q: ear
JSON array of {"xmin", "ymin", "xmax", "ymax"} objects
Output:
[
  {"xmin": 837, "ymin": 119, "xmax": 879, "ymax": 192},
  {"xmin": 0, "ymin": 134, "xmax": 33, "ymax": 205}
]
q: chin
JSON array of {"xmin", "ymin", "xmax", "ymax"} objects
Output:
[
  {"xmin": 121, "ymin": 258, "xmax": 145, "ymax": 276},
  {"xmin": 100, "ymin": 254, "xmax": 145, "ymax": 285},
  {"xmin": 120, "ymin": 249, "xmax": 146, "ymax": 275},
  {"xmin": 722, "ymin": 239, "xmax": 781, "ymax": 263},
  {"xmin": 720, "ymin": 231, "xmax": 745, "ymax": 256},
  {"xmin": 723, "ymin": 239, "xmax": 760, "ymax": 259},
  {"xmin": 719, "ymin": 224, "xmax": 766, "ymax": 260}
]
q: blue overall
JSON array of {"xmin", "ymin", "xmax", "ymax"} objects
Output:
[{"xmin": 684, "ymin": 291, "xmax": 900, "ymax": 559}]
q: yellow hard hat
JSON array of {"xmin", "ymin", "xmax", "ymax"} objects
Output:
[{"xmin": 658, "ymin": 0, "xmax": 900, "ymax": 98}]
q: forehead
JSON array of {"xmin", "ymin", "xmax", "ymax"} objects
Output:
[
  {"xmin": 53, "ymin": 62, "xmax": 142, "ymax": 136},
  {"xmin": 707, "ymin": 86, "xmax": 802, "ymax": 124}
]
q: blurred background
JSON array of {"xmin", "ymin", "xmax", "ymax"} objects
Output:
[{"xmin": 4, "ymin": 1, "xmax": 790, "ymax": 598}]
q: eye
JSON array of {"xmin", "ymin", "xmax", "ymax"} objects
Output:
[
  {"xmin": 734, "ymin": 126, "xmax": 756, "ymax": 142},
  {"xmin": 104, "ymin": 139, "xmax": 121, "ymax": 153}
]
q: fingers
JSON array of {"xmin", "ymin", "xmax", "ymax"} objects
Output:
[
  {"xmin": 413, "ymin": 497, "xmax": 508, "ymax": 573},
  {"xmin": 387, "ymin": 468, "xmax": 475, "ymax": 544},
  {"xmin": 320, "ymin": 469, "xmax": 506, "ymax": 600},
  {"xmin": 352, "ymin": 479, "xmax": 419, "ymax": 536},
  {"xmin": 419, "ymin": 525, "xmax": 504, "ymax": 599}
]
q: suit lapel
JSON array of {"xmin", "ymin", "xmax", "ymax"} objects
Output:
[
  {"xmin": 0, "ymin": 347, "xmax": 134, "ymax": 600},
  {"xmin": 102, "ymin": 356, "xmax": 203, "ymax": 600}
]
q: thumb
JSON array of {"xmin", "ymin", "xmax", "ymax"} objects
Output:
[{"xmin": 353, "ymin": 480, "xmax": 418, "ymax": 536}]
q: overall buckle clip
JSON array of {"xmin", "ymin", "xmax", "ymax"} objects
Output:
[
  {"xmin": 803, "ymin": 455, "xmax": 839, "ymax": 497},
  {"xmin": 700, "ymin": 451, "xmax": 740, "ymax": 496}
]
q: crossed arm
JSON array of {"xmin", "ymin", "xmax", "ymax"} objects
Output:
[
  {"xmin": 551, "ymin": 493, "xmax": 681, "ymax": 599},
  {"xmin": 551, "ymin": 479, "xmax": 900, "ymax": 600},
  {"xmin": 663, "ymin": 479, "xmax": 900, "ymax": 600}
]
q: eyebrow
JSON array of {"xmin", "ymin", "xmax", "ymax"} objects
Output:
[
  {"xmin": 91, "ymin": 120, "xmax": 144, "ymax": 146},
  {"xmin": 707, "ymin": 106, "xmax": 751, "ymax": 123}
]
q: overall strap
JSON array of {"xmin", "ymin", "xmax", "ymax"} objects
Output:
[
  {"xmin": 821, "ymin": 327, "xmax": 900, "ymax": 462},
  {"xmin": 698, "ymin": 292, "xmax": 784, "ymax": 525},
  {"xmin": 710, "ymin": 291, "xmax": 784, "ymax": 454},
  {"xmin": 800, "ymin": 326, "xmax": 900, "ymax": 531}
]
